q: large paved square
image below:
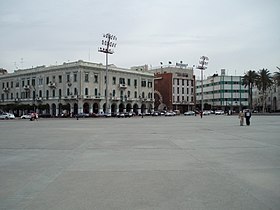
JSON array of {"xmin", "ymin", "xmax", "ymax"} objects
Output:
[{"xmin": 0, "ymin": 115, "xmax": 279, "ymax": 210}]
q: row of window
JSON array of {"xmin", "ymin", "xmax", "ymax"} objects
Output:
[
  {"xmin": 1, "ymin": 74, "xmax": 153, "ymax": 89},
  {"xmin": 173, "ymin": 87, "xmax": 194, "ymax": 95},
  {"xmin": 197, "ymin": 89, "xmax": 248, "ymax": 95},
  {"xmin": 173, "ymin": 79, "xmax": 194, "ymax": 86},
  {"xmin": 173, "ymin": 96, "xmax": 194, "ymax": 103},
  {"xmin": 201, "ymin": 98, "xmax": 248, "ymax": 103},
  {"xmin": 196, "ymin": 81, "xmax": 242, "ymax": 88},
  {"xmin": 1, "ymin": 88, "xmax": 153, "ymax": 100}
]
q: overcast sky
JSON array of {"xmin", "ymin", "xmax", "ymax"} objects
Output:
[{"xmin": 0, "ymin": 0, "xmax": 279, "ymax": 77}]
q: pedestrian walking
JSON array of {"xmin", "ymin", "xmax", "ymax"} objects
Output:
[
  {"xmin": 238, "ymin": 110, "xmax": 244, "ymax": 126},
  {"xmin": 245, "ymin": 109, "xmax": 252, "ymax": 126}
]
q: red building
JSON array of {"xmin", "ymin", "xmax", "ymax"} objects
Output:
[{"xmin": 152, "ymin": 66, "xmax": 196, "ymax": 113}]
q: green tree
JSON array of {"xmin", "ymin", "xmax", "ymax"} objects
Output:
[
  {"xmin": 256, "ymin": 69, "xmax": 273, "ymax": 112},
  {"xmin": 242, "ymin": 70, "xmax": 257, "ymax": 110},
  {"xmin": 273, "ymin": 67, "xmax": 280, "ymax": 86}
]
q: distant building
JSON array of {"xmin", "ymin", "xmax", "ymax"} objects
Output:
[
  {"xmin": 150, "ymin": 65, "xmax": 196, "ymax": 113},
  {"xmin": 196, "ymin": 70, "xmax": 248, "ymax": 112},
  {"xmin": 252, "ymin": 84, "xmax": 280, "ymax": 112},
  {"xmin": 0, "ymin": 60, "xmax": 154, "ymax": 116}
]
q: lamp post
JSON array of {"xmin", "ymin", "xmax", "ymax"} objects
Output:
[
  {"xmin": 98, "ymin": 33, "xmax": 117, "ymax": 114},
  {"xmin": 197, "ymin": 56, "xmax": 209, "ymax": 116}
]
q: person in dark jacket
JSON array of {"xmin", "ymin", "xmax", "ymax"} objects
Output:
[{"xmin": 245, "ymin": 109, "xmax": 252, "ymax": 126}]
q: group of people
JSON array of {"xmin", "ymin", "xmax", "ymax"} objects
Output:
[{"xmin": 238, "ymin": 109, "xmax": 251, "ymax": 126}]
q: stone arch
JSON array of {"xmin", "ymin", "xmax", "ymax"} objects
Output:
[
  {"xmin": 119, "ymin": 103, "xmax": 125, "ymax": 113},
  {"xmin": 111, "ymin": 103, "xmax": 117, "ymax": 114},
  {"xmin": 154, "ymin": 90, "xmax": 166, "ymax": 111},
  {"xmin": 93, "ymin": 103, "xmax": 99, "ymax": 114},
  {"xmin": 74, "ymin": 103, "xmax": 78, "ymax": 115},
  {"xmin": 133, "ymin": 103, "xmax": 139, "ymax": 115},
  {"xmin": 51, "ymin": 103, "xmax": 56, "ymax": 116},
  {"xmin": 83, "ymin": 102, "xmax": 89, "ymax": 113},
  {"xmin": 126, "ymin": 103, "xmax": 132, "ymax": 112},
  {"xmin": 141, "ymin": 104, "xmax": 146, "ymax": 114}
]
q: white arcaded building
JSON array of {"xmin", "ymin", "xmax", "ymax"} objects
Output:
[{"xmin": 0, "ymin": 60, "xmax": 154, "ymax": 116}]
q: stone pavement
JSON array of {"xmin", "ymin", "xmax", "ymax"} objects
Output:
[{"xmin": 0, "ymin": 115, "xmax": 279, "ymax": 210}]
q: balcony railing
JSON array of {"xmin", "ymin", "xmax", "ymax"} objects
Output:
[{"xmin": 48, "ymin": 82, "xmax": 56, "ymax": 88}]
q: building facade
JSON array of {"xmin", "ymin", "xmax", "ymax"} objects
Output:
[
  {"xmin": 0, "ymin": 60, "xmax": 154, "ymax": 116},
  {"xmin": 151, "ymin": 66, "xmax": 196, "ymax": 113},
  {"xmin": 196, "ymin": 72, "xmax": 248, "ymax": 112},
  {"xmin": 252, "ymin": 84, "xmax": 280, "ymax": 112}
]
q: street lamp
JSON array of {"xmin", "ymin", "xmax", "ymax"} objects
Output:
[
  {"xmin": 197, "ymin": 56, "xmax": 209, "ymax": 115},
  {"xmin": 98, "ymin": 33, "xmax": 117, "ymax": 114}
]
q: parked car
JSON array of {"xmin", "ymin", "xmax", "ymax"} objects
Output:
[
  {"xmin": 21, "ymin": 113, "xmax": 32, "ymax": 119},
  {"xmin": 165, "ymin": 111, "xmax": 176, "ymax": 116},
  {"xmin": 0, "ymin": 113, "xmax": 15, "ymax": 119},
  {"xmin": 215, "ymin": 110, "xmax": 225, "ymax": 115},
  {"xmin": 76, "ymin": 113, "xmax": 90, "ymax": 118},
  {"xmin": 203, "ymin": 110, "xmax": 211, "ymax": 115},
  {"xmin": 184, "ymin": 111, "xmax": 195, "ymax": 116},
  {"xmin": 117, "ymin": 112, "xmax": 125, "ymax": 118}
]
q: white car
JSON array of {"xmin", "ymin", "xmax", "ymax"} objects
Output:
[
  {"xmin": 21, "ymin": 113, "xmax": 32, "ymax": 119},
  {"xmin": 0, "ymin": 113, "xmax": 15, "ymax": 119},
  {"xmin": 184, "ymin": 111, "xmax": 195, "ymax": 116},
  {"xmin": 215, "ymin": 110, "xmax": 225, "ymax": 115},
  {"xmin": 203, "ymin": 110, "xmax": 211, "ymax": 115}
]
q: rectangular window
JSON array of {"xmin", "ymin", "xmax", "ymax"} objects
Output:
[
  {"xmin": 134, "ymin": 79, "xmax": 137, "ymax": 87},
  {"xmin": 22, "ymin": 80, "xmax": 25, "ymax": 87},
  {"xmin": 119, "ymin": 78, "xmax": 125, "ymax": 84},
  {"xmin": 127, "ymin": 78, "xmax": 131, "ymax": 86},
  {"xmin": 182, "ymin": 79, "xmax": 184, "ymax": 86},
  {"xmin": 148, "ymin": 80, "xmax": 153, "ymax": 88},
  {"xmin": 85, "ymin": 73, "xmax": 89, "ymax": 82},
  {"xmin": 59, "ymin": 75, "xmax": 62, "ymax": 83},
  {"xmin": 74, "ymin": 73, "xmax": 77, "ymax": 82},
  {"xmin": 16, "ymin": 82, "xmax": 19, "ymax": 87},
  {"xmin": 38, "ymin": 78, "xmax": 43, "ymax": 85},
  {"xmin": 94, "ymin": 74, "xmax": 98, "ymax": 83},
  {"xmin": 11, "ymin": 81, "xmax": 13, "ymax": 88},
  {"xmin": 177, "ymin": 96, "xmax": 180, "ymax": 102},
  {"xmin": 6, "ymin": 82, "xmax": 9, "ymax": 88},
  {"xmin": 112, "ymin": 77, "xmax": 116, "ymax": 85},
  {"xmin": 177, "ymin": 87, "xmax": 179, "ymax": 94},
  {"xmin": 32, "ymin": 78, "xmax": 36, "ymax": 86},
  {"xmin": 67, "ymin": 74, "xmax": 70, "ymax": 82},
  {"xmin": 182, "ymin": 88, "xmax": 184, "ymax": 94},
  {"xmin": 141, "ymin": 79, "xmax": 146, "ymax": 87},
  {"xmin": 46, "ymin": 77, "xmax": 49, "ymax": 84},
  {"xmin": 177, "ymin": 79, "xmax": 180, "ymax": 85}
]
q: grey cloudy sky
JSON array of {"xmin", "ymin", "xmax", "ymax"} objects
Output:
[{"xmin": 0, "ymin": 0, "xmax": 279, "ymax": 77}]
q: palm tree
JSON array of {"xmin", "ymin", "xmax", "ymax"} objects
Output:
[
  {"xmin": 273, "ymin": 67, "xmax": 280, "ymax": 86},
  {"xmin": 242, "ymin": 70, "xmax": 257, "ymax": 110},
  {"xmin": 256, "ymin": 69, "xmax": 273, "ymax": 112}
]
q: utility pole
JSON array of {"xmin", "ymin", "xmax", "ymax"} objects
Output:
[
  {"xmin": 98, "ymin": 33, "xmax": 117, "ymax": 114},
  {"xmin": 197, "ymin": 56, "xmax": 209, "ymax": 117}
]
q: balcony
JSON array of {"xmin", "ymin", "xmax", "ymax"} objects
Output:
[
  {"xmin": 3, "ymin": 87, "xmax": 10, "ymax": 93},
  {"xmin": 118, "ymin": 84, "xmax": 127, "ymax": 89},
  {"xmin": 24, "ymin": 85, "xmax": 31, "ymax": 91},
  {"xmin": 48, "ymin": 82, "xmax": 56, "ymax": 88}
]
